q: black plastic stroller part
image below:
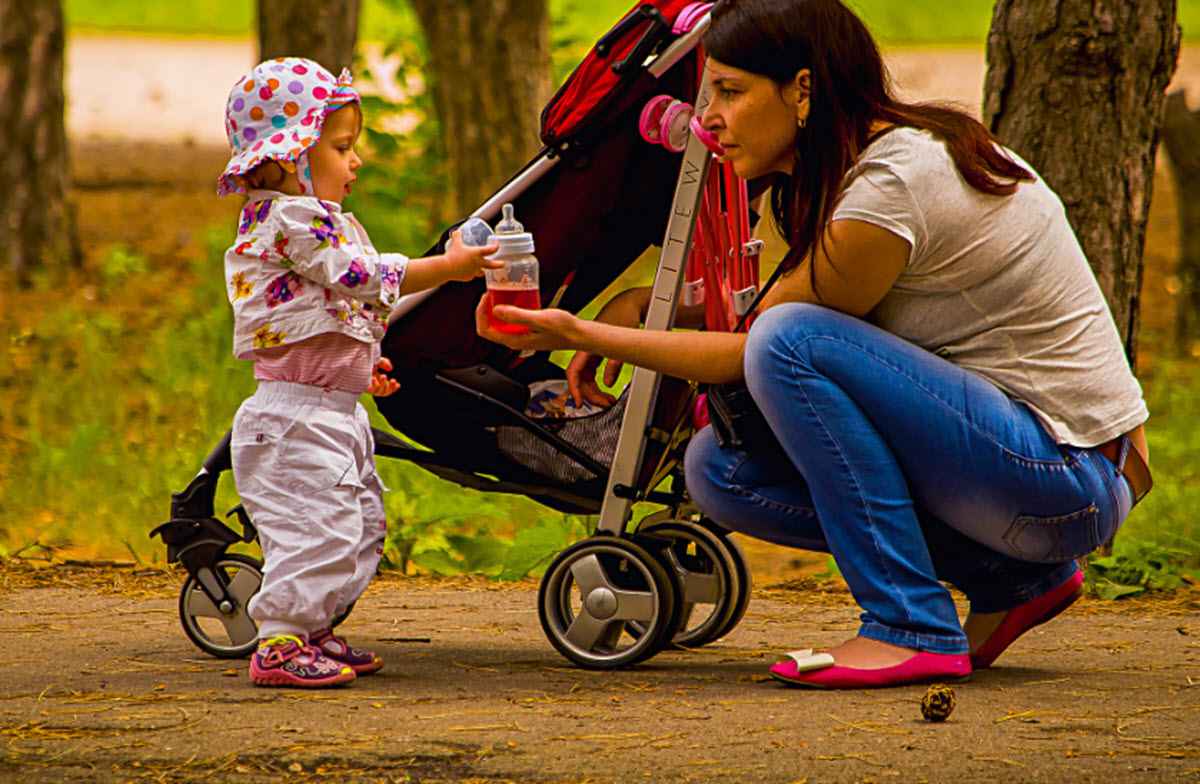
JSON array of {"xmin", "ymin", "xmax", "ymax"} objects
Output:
[
  {"xmin": 150, "ymin": 429, "xmax": 256, "ymax": 616},
  {"xmin": 439, "ymin": 364, "xmax": 530, "ymax": 414},
  {"xmin": 149, "ymin": 515, "xmax": 245, "ymax": 612},
  {"xmin": 435, "ymin": 373, "xmax": 608, "ymax": 480},
  {"xmin": 168, "ymin": 430, "xmax": 232, "ymax": 521},
  {"xmin": 596, "ymin": 4, "xmax": 663, "ymax": 57},
  {"xmin": 372, "ymin": 368, "xmax": 611, "ymax": 514},
  {"xmin": 611, "ymin": 7, "xmax": 670, "ymax": 75}
]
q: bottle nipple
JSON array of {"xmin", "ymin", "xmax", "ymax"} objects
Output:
[
  {"xmin": 491, "ymin": 202, "xmax": 535, "ymax": 256},
  {"xmin": 496, "ymin": 203, "xmax": 524, "ymax": 235}
]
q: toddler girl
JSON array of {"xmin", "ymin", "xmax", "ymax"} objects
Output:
[{"xmin": 219, "ymin": 57, "xmax": 498, "ymax": 688}]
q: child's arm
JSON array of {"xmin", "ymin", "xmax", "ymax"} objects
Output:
[
  {"xmin": 273, "ymin": 200, "xmax": 408, "ymax": 308},
  {"xmin": 274, "ymin": 201, "xmax": 500, "ymax": 308},
  {"xmin": 397, "ymin": 230, "xmax": 501, "ymax": 295}
]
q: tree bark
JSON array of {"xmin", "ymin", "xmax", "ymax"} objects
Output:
[
  {"xmin": 983, "ymin": 0, "xmax": 1180, "ymax": 370},
  {"xmin": 410, "ymin": 0, "xmax": 552, "ymax": 219},
  {"xmin": 0, "ymin": 0, "xmax": 79, "ymax": 285},
  {"xmin": 1161, "ymin": 90, "xmax": 1200, "ymax": 354},
  {"xmin": 257, "ymin": 0, "xmax": 361, "ymax": 74}
]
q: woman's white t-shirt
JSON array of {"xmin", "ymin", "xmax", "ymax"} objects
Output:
[{"xmin": 831, "ymin": 127, "xmax": 1147, "ymax": 447}]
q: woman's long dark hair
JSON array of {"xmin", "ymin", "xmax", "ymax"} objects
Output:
[{"xmin": 705, "ymin": 0, "xmax": 1033, "ymax": 272}]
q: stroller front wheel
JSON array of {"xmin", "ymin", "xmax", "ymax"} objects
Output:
[{"xmin": 538, "ymin": 536, "xmax": 681, "ymax": 669}]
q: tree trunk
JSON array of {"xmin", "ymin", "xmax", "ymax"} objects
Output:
[
  {"xmin": 1161, "ymin": 90, "xmax": 1200, "ymax": 355},
  {"xmin": 410, "ymin": 0, "xmax": 552, "ymax": 219},
  {"xmin": 0, "ymin": 0, "xmax": 79, "ymax": 285},
  {"xmin": 257, "ymin": 0, "xmax": 361, "ymax": 74},
  {"xmin": 983, "ymin": 0, "xmax": 1180, "ymax": 370}
]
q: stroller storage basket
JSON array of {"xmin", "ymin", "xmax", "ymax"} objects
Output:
[{"xmin": 497, "ymin": 393, "xmax": 629, "ymax": 485}]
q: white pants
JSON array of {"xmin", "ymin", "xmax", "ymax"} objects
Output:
[{"xmin": 231, "ymin": 381, "xmax": 387, "ymax": 639}]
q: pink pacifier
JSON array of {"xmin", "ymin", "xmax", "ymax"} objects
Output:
[
  {"xmin": 639, "ymin": 94, "xmax": 695, "ymax": 153},
  {"xmin": 673, "ymin": 2, "xmax": 713, "ymax": 35},
  {"xmin": 689, "ymin": 115, "xmax": 725, "ymax": 156}
]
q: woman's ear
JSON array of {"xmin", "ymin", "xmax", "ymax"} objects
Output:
[
  {"xmin": 793, "ymin": 68, "xmax": 812, "ymax": 101},
  {"xmin": 791, "ymin": 68, "xmax": 812, "ymax": 128}
]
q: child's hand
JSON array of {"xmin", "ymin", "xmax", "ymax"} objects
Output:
[
  {"xmin": 368, "ymin": 357, "xmax": 400, "ymax": 397},
  {"xmin": 443, "ymin": 229, "xmax": 503, "ymax": 282}
]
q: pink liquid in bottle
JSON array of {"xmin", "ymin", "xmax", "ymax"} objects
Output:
[{"xmin": 486, "ymin": 287, "xmax": 541, "ymax": 335}]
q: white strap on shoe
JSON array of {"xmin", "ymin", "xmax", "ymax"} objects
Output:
[{"xmin": 780, "ymin": 649, "xmax": 836, "ymax": 672}]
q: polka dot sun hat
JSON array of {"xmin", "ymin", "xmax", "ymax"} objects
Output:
[{"xmin": 218, "ymin": 57, "xmax": 360, "ymax": 197}]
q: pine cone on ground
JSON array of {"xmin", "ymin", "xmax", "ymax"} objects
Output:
[{"xmin": 920, "ymin": 683, "xmax": 956, "ymax": 722}]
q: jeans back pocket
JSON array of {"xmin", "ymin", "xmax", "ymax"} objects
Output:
[{"xmin": 1001, "ymin": 504, "xmax": 1101, "ymax": 563}]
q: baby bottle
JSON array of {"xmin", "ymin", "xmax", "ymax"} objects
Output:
[{"xmin": 485, "ymin": 203, "xmax": 540, "ymax": 335}]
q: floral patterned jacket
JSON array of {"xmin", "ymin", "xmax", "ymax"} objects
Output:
[{"xmin": 224, "ymin": 191, "xmax": 407, "ymax": 358}]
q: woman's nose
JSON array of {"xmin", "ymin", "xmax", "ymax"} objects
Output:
[{"xmin": 699, "ymin": 104, "xmax": 722, "ymax": 132}]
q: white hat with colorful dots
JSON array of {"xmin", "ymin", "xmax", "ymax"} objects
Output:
[{"xmin": 218, "ymin": 56, "xmax": 360, "ymax": 197}]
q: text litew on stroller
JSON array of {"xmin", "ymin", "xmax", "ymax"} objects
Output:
[{"xmin": 152, "ymin": 0, "xmax": 771, "ymax": 669}]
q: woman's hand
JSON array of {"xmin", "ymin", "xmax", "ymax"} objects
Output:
[
  {"xmin": 566, "ymin": 351, "xmax": 619, "ymax": 408},
  {"xmin": 475, "ymin": 295, "xmax": 583, "ymax": 352},
  {"xmin": 368, "ymin": 356, "xmax": 400, "ymax": 397}
]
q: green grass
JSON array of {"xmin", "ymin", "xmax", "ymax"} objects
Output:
[
  {"xmin": 65, "ymin": 0, "xmax": 1200, "ymax": 44},
  {"xmin": 1115, "ymin": 359, "xmax": 1200, "ymax": 557}
]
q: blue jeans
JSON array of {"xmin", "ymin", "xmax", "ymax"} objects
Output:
[{"xmin": 685, "ymin": 304, "xmax": 1133, "ymax": 654}]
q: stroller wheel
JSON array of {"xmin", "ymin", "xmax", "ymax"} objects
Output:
[
  {"xmin": 538, "ymin": 536, "xmax": 681, "ymax": 669},
  {"xmin": 179, "ymin": 555, "xmax": 357, "ymax": 659},
  {"xmin": 629, "ymin": 520, "xmax": 743, "ymax": 648},
  {"xmin": 697, "ymin": 519, "xmax": 752, "ymax": 642},
  {"xmin": 178, "ymin": 553, "xmax": 263, "ymax": 659}
]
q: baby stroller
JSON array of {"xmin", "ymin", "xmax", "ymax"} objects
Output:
[{"xmin": 153, "ymin": 0, "xmax": 769, "ymax": 670}]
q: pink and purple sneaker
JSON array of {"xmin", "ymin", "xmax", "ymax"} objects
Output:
[
  {"xmin": 249, "ymin": 635, "xmax": 356, "ymax": 688},
  {"xmin": 310, "ymin": 628, "xmax": 384, "ymax": 675}
]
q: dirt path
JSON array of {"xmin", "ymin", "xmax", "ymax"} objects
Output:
[{"xmin": 2, "ymin": 564, "xmax": 1198, "ymax": 783}]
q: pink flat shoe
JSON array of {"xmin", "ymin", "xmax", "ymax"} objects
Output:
[
  {"xmin": 970, "ymin": 569, "xmax": 1084, "ymax": 669},
  {"xmin": 769, "ymin": 648, "xmax": 972, "ymax": 689}
]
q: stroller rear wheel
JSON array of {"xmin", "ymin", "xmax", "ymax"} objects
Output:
[
  {"xmin": 538, "ymin": 536, "xmax": 681, "ymax": 669},
  {"xmin": 179, "ymin": 553, "xmax": 263, "ymax": 659},
  {"xmin": 178, "ymin": 553, "xmax": 355, "ymax": 659},
  {"xmin": 697, "ymin": 519, "xmax": 752, "ymax": 643},
  {"xmin": 630, "ymin": 519, "xmax": 747, "ymax": 648}
]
